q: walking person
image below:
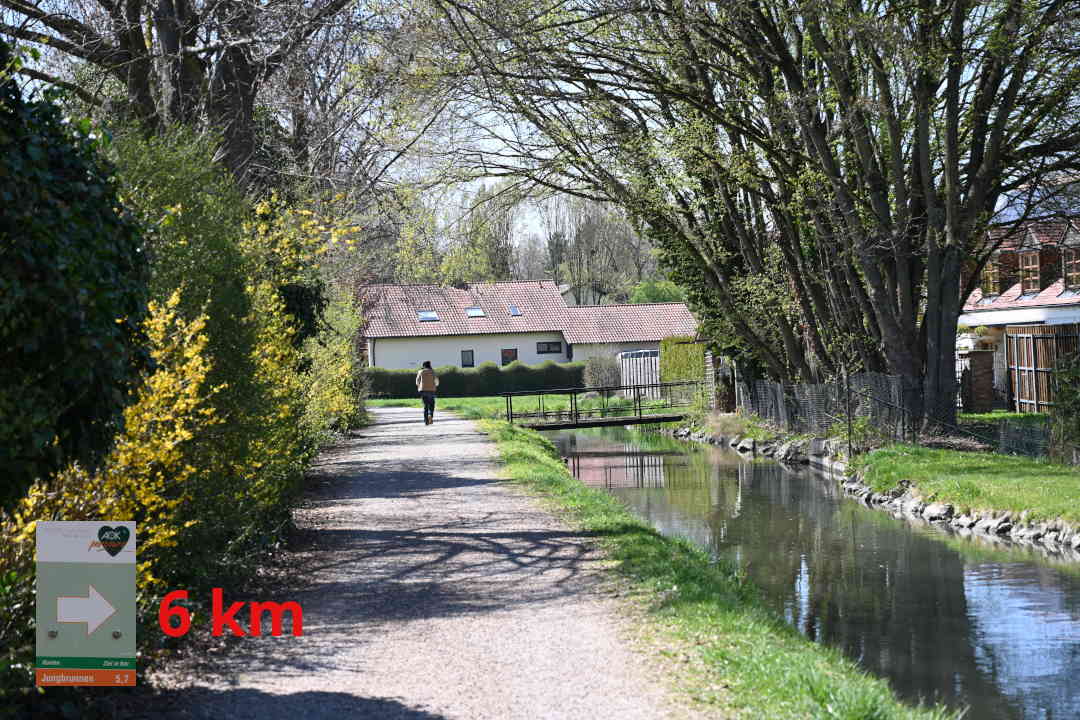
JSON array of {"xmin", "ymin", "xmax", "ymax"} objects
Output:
[{"xmin": 415, "ymin": 361, "xmax": 439, "ymax": 425}]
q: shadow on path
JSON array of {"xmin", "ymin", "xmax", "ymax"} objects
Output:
[{"xmin": 134, "ymin": 689, "xmax": 450, "ymax": 720}]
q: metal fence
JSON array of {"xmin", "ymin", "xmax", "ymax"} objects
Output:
[
  {"xmin": 735, "ymin": 372, "xmax": 1054, "ymax": 459},
  {"xmin": 736, "ymin": 372, "xmax": 912, "ymax": 440}
]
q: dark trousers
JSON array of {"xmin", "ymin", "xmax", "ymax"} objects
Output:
[{"xmin": 420, "ymin": 392, "xmax": 436, "ymax": 420}]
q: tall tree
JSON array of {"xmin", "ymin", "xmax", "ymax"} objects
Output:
[
  {"xmin": 428, "ymin": 0, "xmax": 1080, "ymax": 422},
  {"xmin": 539, "ymin": 195, "xmax": 655, "ymax": 303},
  {"xmin": 2, "ymin": 0, "xmax": 352, "ymax": 184}
]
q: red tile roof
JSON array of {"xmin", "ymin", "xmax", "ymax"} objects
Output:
[
  {"xmin": 964, "ymin": 282, "xmax": 1080, "ymax": 313},
  {"xmin": 360, "ymin": 282, "xmax": 698, "ymax": 344},
  {"xmin": 361, "ymin": 281, "xmax": 569, "ymax": 338},
  {"xmin": 561, "ymin": 304, "xmax": 698, "ymax": 344},
  {"xmin": 984, "ymin": 219, "xmax": 1075, "ymax": 251}
]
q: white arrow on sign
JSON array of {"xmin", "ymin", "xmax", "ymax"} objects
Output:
[{"xmin": 57, "ymin": 585, "xmax": 116, "ymax": 635}]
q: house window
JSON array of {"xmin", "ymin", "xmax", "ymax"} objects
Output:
[
  {"xmin": 417, "ymin": 310, "xmax": 439, "ymax": 322},
  {"xmin": 501, "ymin": 348, "xmax": 518, "ymax": 365},
  {"xmin": 465, "ymin": 307, "xmax": 485, "ymax": 318},
  {"xmin": 1066, "ymin": 248, "xmax": 1080, "ymax": 289},
  {"xmin": 980, "ymin": 259, "xmax": 998, "ymax": 296},
  {"xmin": 461, "ymin": 349, "xmax": 475, "ymax": 367},
  {"xmin": 537, "ymin": 341, "xmax": 562, "ymax": 354},
  {"xmin": 1020, "ymin": 251, "xmax": 1040, "ymax": 294},
  {"xmin": 508, "ymin": 305, "xmax": 522, "ymax": 316}
]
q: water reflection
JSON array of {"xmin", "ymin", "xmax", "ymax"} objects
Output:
[{"xmin": 548, "ymin": 428, "xmax": 1080, "ymax": 720}]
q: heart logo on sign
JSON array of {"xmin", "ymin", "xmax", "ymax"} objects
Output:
[{"xmin": 97, "ymin": 526, "xmax": 130, "ymax": 557}]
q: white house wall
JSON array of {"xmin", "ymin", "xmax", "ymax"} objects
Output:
[
  {"xmin": 369, "ymin": 332, "xmax": 569, "ymax": 369},
  {"xmin": 958, "ymin": 305, "xmax": 1080, "ymax": 327}
]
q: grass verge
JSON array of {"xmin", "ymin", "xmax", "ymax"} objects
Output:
[
  {"xmin": 479, "ymin": 419, "xmax": 957, "ymax": 720},
  {"xmin": 853, "ymin": 444, "xmax": 1080, "ymax": 524}
]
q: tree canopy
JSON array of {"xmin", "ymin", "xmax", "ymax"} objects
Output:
[{"xmin": 427, "ymin": 0, "xmax": 1080, "ymax": 421}]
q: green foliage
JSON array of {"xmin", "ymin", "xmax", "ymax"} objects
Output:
[
  {"xmin": 111, "ymin": 127, "xmax": 256, "ymax": 421},
  {"xmin": 367, "ymin": 360, "xmax": 585, "ymax": 398},
  {"xmin": 1050, "ymin": 352, "xmax": 1080, "ymax": 463},
  {"xmin": 0, "ymin": 42, "xmax": 149, "ymax": 511},
  {"xmin": 302, "ymin": 290, "xmax": 366, "ymax": 437},
  {"xmin": 659, "ymin": 336, "xmax": 705, "ymax": 383},
  {"xmin": 583, "ymin": 355, "xmax": 620, "ymax": 388},
  {"xmin": 827, "ymin": 416, "xmax": 891, "ymax": 454},
  {"xmin": 629, "ymin": 279, "xmax": 685, "ymax": 303},
  {"xmin": 1, "ymin": 293, "xmax": 219, "ymax": 694},
  {"xmin": 704, "ymin": 412, "xmax": 778, "ymax": 442},
  {"xmin": 1, "ymin": 126, "xmax": 369, "ymax": 706}
]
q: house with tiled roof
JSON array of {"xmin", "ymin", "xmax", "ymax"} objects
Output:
[
  {"xmin": 958, "ymin": 219, "xmax": 1080, "ymax": 410},
  {"xmin": 960, "ymin": 220, "xmax": 1080, "ymax": 328},
  {"xmin": 360, "ymin": 280, "xmax": 698, "ymax": 370}
]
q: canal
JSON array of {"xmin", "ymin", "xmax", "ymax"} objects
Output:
[{"xmin": 546, "ymin": 427, "xmax": 1080, "ymax": 720}]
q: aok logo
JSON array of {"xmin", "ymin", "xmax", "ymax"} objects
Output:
[{"xmin": 87, "ymin": 526, "xmax": 131, "ymax": 557}]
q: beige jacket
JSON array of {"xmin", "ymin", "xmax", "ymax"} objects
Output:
[{"xmin": 416, "ymin": 368, "xmax": 439, "ymax": 393}]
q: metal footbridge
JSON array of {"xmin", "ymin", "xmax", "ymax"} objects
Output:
[{"xmin": 501, "ymin": 381, "xmax": 702, "ymax": 430}]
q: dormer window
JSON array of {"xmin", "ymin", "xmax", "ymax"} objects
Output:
[
  {"xmin": 465, "ymin": 307, "xmax": 486, "ymax": 318},
  {"xmin": 1066, "ymin": 247, "xmax": 1080, "ymax": 289},
  {"xmin": 417, "ymin": 310, "xmax": 439, "ymax": 322},
  {"xmin": 980, "ymin": 259, "xmax": 999, "ymax": 296},
  {"xmin": 1020, "ymin": 251, "xmax": 1040, "ymax": 294},
  {"xmin": 508, "ymin": 305, "xmax": 522, "ymax": 316}
]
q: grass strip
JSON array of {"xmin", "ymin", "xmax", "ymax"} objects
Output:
[
  {"xmin": 478, "ymin": 419, "xmax": 957, "ymax": 720},
  {"xmin": 368, "ymin": 396, "xmax": 505, "ymax": 418},
  {"xmin": 853, "ymin": 444, "xmax": 1080, "ymax": 525}
]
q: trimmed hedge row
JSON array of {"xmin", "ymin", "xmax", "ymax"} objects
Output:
[
  {"xmin": 660, "ymin": 335, "xmax": 705, "ymax": 382},
  {"xmin": 368, "ymin": 360, "xmax": 585, "ymax": 398}
]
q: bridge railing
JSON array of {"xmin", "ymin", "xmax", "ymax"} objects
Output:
[{"xmin": 501, "ymin": 381, "xmax": 702, "ymax": 425}]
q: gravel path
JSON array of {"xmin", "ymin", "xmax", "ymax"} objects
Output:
[{"xmin": 159, "ymin": 407, "xmax": 695, "ymax": 719}]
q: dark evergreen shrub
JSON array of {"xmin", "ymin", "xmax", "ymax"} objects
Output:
[{"xmin": 0, "ymin": 43, "xmax": 149, "ymax": 510}]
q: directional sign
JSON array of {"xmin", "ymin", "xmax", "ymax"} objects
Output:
[
  {"xmin": 36, "ymin": 521, "xmax": 136, "ymax": 686},
  {"xmin": 58, "ymin": 585, "xmax": 116, "ymax": 635}
]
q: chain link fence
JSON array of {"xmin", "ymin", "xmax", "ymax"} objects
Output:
[
  {"xmin": 736, "ymin": 372, "xmax": 913, "ymax": 440},
  {"xmin": 735, "ymin": 372, "xmax": 1053, "ymax": 459}
]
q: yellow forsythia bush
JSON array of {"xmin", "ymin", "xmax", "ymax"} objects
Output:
[
  {"xmin": 303, "ymin": 290, "xmax": 365, "ymax": 436},
  {"xmin": 238, "ymin": 281, "xmax": 310, "ymax": 515},
  {"xmin": 1, "ymin": 189, "xmax": 368, "ymax": 697},
  {"xmin": 0, "ymin": 291, "xmax": 218, "ymax": 687}
]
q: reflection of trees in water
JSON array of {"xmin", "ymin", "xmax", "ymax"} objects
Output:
[
  {"xmin": 711, "ymin": 464, "xmax": 1020, "ymax": 717},
  {"xmin": 552, "ymin": 428, "xmax": 1080, "ymax": 720},
  {"xmin": 963, "ymin": 563, "xmax": 1080, "ymax": 720}
]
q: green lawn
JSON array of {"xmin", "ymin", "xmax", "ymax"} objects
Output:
[
  {"xmin": 368, "ymin": 396, "xmax": 507, "ymax": 419},
  {"xmin": 367, "ymin": 394, "xmax": 636, "ymax": 420},
  {"xmin": 957, "ymin": 410, "xmax": 1048, "ymax": 425},
  {"xmin": 853, "ymin": 444, "xmax": 1080, "ymax": 524},
  {"xmin": 480, "ymin": 419, "xmax": 956, "ymax": 720}
]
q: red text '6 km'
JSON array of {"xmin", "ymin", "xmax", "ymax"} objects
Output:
[{"xmin": 159, "ymin": 589, "xmax": 304, "ymax": 637}]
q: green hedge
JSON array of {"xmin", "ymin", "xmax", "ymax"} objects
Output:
[
  {"xmin": 367, "ymin": 360, "xmax": 585, "ymax": 398},
  {"xmin": 660, "ymin": 336, "xmax": 705, "ymax": 382}
]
